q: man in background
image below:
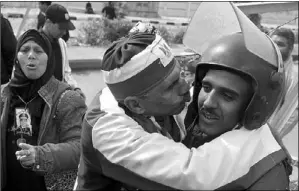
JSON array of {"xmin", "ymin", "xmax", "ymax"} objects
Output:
[
  {"xmin": 247, "ymin": 13, "xmax": 269, "ymax": 34},
  {"xmin": 41, "ymin": 4, "xmax": 80, "ymax": 90},
  {"xmin": 85, "ymin": 2, "xmax": 95, "ymax": 14},
  {"xmin": 37, "ymin": 1, "xmax": 51, "ymax": 30},
  {"xmin": 271, "ymin": 28, "xmax": 296, "ymax": 67},
  {"xmin": 1, "ymin": 14, "xmax": 17, "ymax": 85},
  {"xmin": 37, "ymin": 1, "xmax": 70, "ymax": 42},
  {"xmin": 269, "ymin": 27, "xmax": 298, "ymax": 139},
  {"xmin": 102, "ymin": 2, "xmax": 116, "ymax": 20}
]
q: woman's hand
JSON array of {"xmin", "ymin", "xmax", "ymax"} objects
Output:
[{"xmin": 15, "ymin": 143, "xmax": 36, "ymax": 167}]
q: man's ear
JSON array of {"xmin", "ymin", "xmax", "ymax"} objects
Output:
[
  {"xmin": 123, "ymin": 96, "xmax": 145, "ymax": 114},
  {"xmin": 45, "ymin": 19, "xmax": 53, "ymax": 25},
  {"xmin": 44, "ymin": 19, "xmax": 50, "ymax": 28}
]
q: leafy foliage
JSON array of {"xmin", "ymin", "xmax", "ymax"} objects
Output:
[
  {"xmin": 77, "ymin": 18, "xmax": 134, "ymax": 46},
  {"xmin": 78, "ymin": 19, "xmax": 187, "ymax": 46}
]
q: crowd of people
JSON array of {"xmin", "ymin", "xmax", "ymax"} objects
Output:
[{"xmin": 1, "ymin": 2, "xmax": 298, "ymax": 191}]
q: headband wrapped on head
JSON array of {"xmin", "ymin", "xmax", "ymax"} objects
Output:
[{"xmin": 101, "ymin": 32, "xmax": 176, "ymax": 100}]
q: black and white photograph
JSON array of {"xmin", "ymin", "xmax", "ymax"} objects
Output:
[
  {"xmin": 14, "ymin": 108, "xmax": 33, "ymax": 136},
  {"xmin": 1, "ymin": 1, "xmax": 298, "ymax": 191}
]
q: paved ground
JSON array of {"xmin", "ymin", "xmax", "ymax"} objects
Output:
[
  {"xmin": 72, "ymin": 69, "xmax": 105, "ymax": 106},
  {"xmin": 67, "ymin": 46, "xmax": 107, "ymax": 60}
]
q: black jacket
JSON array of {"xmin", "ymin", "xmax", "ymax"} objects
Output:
[{"xmin": 1, "ymin": 15, "xmax": 17, "ymax": 84}]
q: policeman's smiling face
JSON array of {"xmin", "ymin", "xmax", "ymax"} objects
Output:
[{"xmin": 197, "ymin": 69, "xmax": 253, "ymax": 136}]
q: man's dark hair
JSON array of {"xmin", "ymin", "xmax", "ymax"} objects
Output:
[
  {"xmin": 86, "ymin": 2, "xmax": 91, "ymax": 8},
  {"xmin": 271, "ymin": 27, "xmax": 295, "ymax": 51},
  {"xmin": 40, "ymin": 1, "xmax": 52, "ymax": 6}
]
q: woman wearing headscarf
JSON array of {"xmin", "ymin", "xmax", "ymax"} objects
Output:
[{"xmin": 1, "ymin": 29, "xmax": 87, "ymax": 191}]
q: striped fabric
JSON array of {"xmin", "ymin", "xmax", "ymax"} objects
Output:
[
  {"xmin": 103, "ymin": 34, "xmax": 176, "ymax": 100},
  {"xmin": 103, "ymin": 34, "xmax": 174, "ymax": 84}
]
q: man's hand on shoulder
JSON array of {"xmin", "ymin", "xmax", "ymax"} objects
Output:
[{"xmin": 73, "ymin": 87, "xmax": 86, "ymax": 102}]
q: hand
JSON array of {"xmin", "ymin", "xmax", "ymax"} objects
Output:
[
  {"xmin": 74, "ymin": 87, "xmax": 86, "ymax": 102},
  {"xmin": 15, "ymin": 143, "xmax": 36, "ymax": 167}
]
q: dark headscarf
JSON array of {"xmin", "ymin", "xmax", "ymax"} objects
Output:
[{"xmin": 9, "ymin": 29, "xmax": 54, "ymax": 100}]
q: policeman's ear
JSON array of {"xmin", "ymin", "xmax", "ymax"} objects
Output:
[{"xmin": 123, "ymin": 96, "xmax": 145, "ymax": 115}]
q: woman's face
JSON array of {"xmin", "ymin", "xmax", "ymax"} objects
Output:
[{"xmin": 17, "ymin": 40, "xmax": 48, "ymax": 80}]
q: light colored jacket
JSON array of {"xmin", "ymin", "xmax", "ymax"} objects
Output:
[
  {"xmin": 58, "ymin": 38, "xmax": 78, "ymax": 88},
  {"xmin": 269, "ymin": 58, "xmax": 298, "ymax": 140},
  {"xmin": 75, "ymin": 87, "xmax": 285, "ymax": 190}
]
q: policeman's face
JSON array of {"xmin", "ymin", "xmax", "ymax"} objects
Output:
[
  {"xmin": 197, "ymin": 69, "xmax": 253, "ymax": 136},
  {"xmin": 271, "ymin": 35, "xmax": 291, "ymax": 62}
]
